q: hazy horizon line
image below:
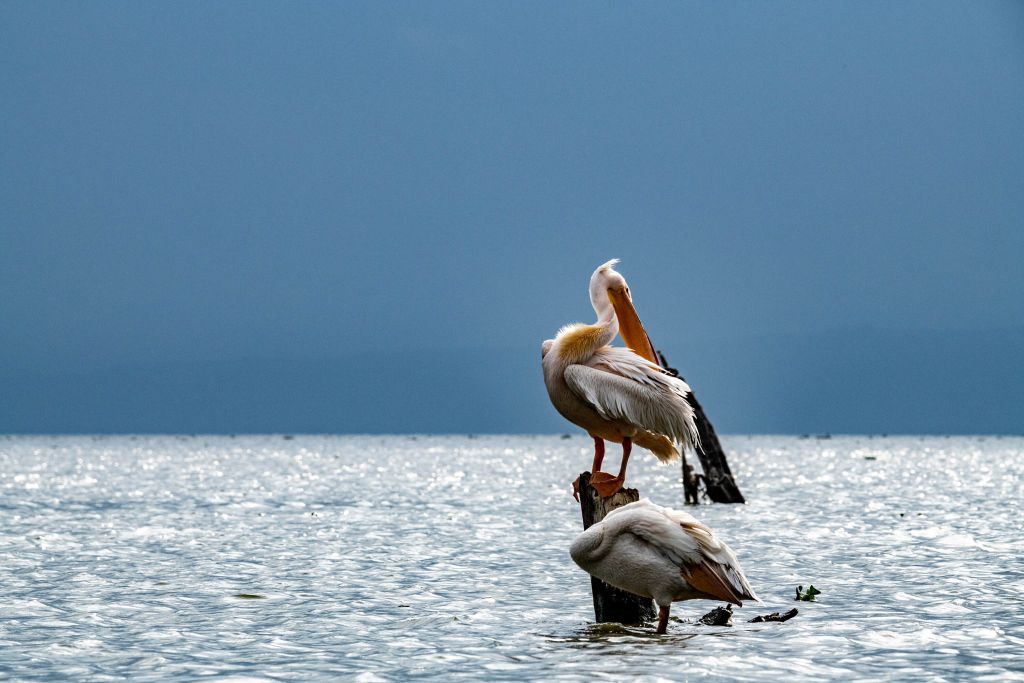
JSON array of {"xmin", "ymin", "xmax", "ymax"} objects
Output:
[{"xmin": 3, "ymin": 432, "xmax": 1021, "ymax": 438}]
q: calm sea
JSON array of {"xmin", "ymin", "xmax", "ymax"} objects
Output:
[{"xmin": 1, "ymin": 435, "xmax": 1022, "ymax": 681}]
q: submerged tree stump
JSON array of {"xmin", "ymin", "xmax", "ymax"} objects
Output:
[
  {"xmin": 578, "ymin": 471, "xmax": 657, "ymax": 625},
  {"xmin": 657, "ymin": 351, "xmax": 745, "ymax": 504},
  {"xmin": 681, "ymin": 451, "xmax": 702, "ymax": 505}
]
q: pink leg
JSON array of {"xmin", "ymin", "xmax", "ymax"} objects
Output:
[
  {"xmin": 590, "ymin": 437, "xmax": 632, "ymax": 498},
  {"xmin": 574, "ymin": 437, "xmax": 608, "ymax": 501},
  {"xmin": 656, "ymin": 605, "xmax": 670, "ymax": 634},
  {"xmin": 616, "ymin": 437, "xmax": 632, "ymax": 481},
  {"xmin": 591, "ymin": 437, "xmax": 605, "ymax": 473}
]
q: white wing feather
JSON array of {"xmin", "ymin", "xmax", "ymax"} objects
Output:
[
  {"xmin": 606, "ymin": 499, "xmax": 760, "ymax": 604},
  {"xmin": 605, "ymin": 500, "xmax": 704, "ymax": 567},
  {"xmin": 563, "ymin": 346, "xmax": 699, "ymax": 450}
]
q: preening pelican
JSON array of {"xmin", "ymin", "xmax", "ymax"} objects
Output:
[
  {"xmin": 570, "ymin": 499, "xmax": 759, "ymax": 633},
  {"xmin": 542, "ymin": 260, "xmax": 698, "ymax": 498}
]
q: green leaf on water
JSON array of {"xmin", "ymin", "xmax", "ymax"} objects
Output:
[{"xmin": 796, "ymin": 585, "xmax": 821, "ymax": 601}]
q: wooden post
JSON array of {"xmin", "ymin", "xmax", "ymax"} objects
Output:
[
  {"xmin": 657, "ymin": 351, "xmax": 746, "ymax": 504},
  {"xmin": 681, "ymin": 450, "xmax": 701, "ymax": 505},
  {"xmin": 578, "ymin": 471, "xmax": 658, "ymax": 625}
]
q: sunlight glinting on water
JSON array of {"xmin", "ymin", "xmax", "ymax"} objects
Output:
[{"xmin": 1, "ymin": 435, "xmax": 1022, "ymax": 680}]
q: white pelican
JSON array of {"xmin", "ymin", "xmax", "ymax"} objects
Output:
[
  {"xmin": 570, "ymin": 499, "xmax": 759, "ymax": 633},
  {"xmin": 542, "ymin": 259, "xmax": 698, "ymax": 498}
]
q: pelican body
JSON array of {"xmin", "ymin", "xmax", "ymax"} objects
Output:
[
  {"xmin": 570, "ymin": 499, "xmax": 759, "ymax": 633},
  {"xmin": 542, "ymin": 260, "xmax": 698, "ymax": 497}
]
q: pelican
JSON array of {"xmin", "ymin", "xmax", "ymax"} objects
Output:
[
  {"xmin": 570, "ymin": 499, "xmax": 759, "ymax": 633},
  {"xmin": 542, "ymin": 260, "xmax": 698, "ymax": 498}
]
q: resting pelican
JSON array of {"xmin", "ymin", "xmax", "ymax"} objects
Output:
[
  {"xmin": 542, "ymin": 259, "xmax": 698, "ymax": 498},
  {"xmin": 570, "ymin": 499, "xmax": 759, "ymax": 633}
]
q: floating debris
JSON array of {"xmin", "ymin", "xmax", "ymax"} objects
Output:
[
  {"xmin": 796, "ymin": 585, "xmax": 821, "ymax": 601},
  {"xmin": 750, "ymin": 608, "xmax": 798, "ymax": 623},
  {"xmin": 698, "ymin": 604, "xmax": 733, "ymax": 626}
]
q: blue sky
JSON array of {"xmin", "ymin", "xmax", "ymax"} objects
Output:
[{"xmin": 2, "ymin": 1, "xmax": 1022, "ymax": 433}]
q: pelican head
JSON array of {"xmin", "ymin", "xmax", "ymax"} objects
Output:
[
  {"xmin": 589, "ymin": 259, "xmax": 659, "ymax": 365},
  {"xmin": 589, "ymin": 258, "xmax": 628, "ymax": 306}
]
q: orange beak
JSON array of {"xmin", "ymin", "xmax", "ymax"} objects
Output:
[{"xmin": 607, "ymin": 287, "xmax": 660, "ymax": 366}]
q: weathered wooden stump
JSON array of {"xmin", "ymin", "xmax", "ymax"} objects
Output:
[
  {"xmin": 577, "ymin": 471, "xmax": 657, "ymax": 625},
  {"xmin": 657, "ymin": 351, "xmax": 745, "ymax": 504}
]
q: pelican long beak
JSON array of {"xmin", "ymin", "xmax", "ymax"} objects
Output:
[{"xmin": 607, "ymin": 287, "xmax": 660, "ymax": 366}]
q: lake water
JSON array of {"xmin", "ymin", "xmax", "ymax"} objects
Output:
[{"xmin": 1, "ymin": 434, "xmax": 1022, "ymax": 681}]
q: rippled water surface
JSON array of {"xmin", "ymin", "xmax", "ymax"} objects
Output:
[{"xmin": 1, "ymin": 435, "xmax": 1023, "ymax": 681}]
